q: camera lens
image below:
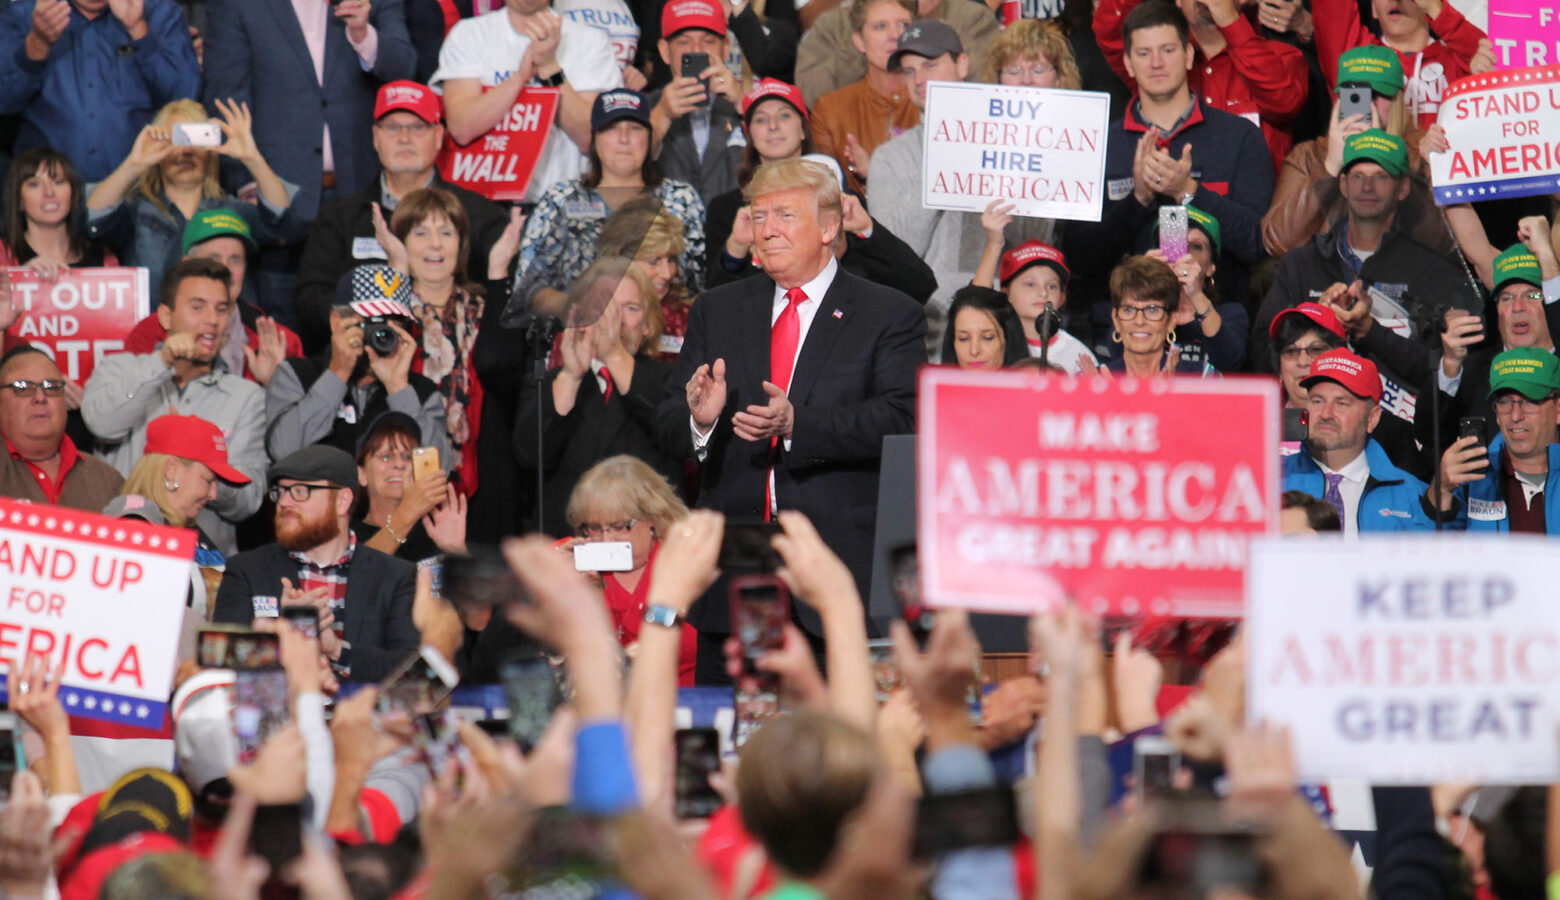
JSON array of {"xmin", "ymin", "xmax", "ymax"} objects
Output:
[{"xmin": 365, "ymin": 320, "xmax": 399, "ymax": 355}]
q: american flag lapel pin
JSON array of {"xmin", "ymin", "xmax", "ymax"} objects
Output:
[{"xmin": 831, "ymin": 308, "xmax": 843, "ymax": 320}]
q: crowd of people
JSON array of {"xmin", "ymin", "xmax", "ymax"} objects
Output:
[{"xmin": 0, "ymin": 0, "xmax": 1558, "ymax": 894}]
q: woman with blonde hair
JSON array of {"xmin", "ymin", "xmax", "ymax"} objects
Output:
[
  {"xmin": 981, "ymin": 19, "xmax": 1082, "ymax": 90},
  {"xmin": 565, "ymin": 454, "xmax": 696, "ymax": 685},
  {"xmin": 86, "ymin": 97, "xmax": 307, "ymax": 301},
  {"xmin": 597, "ymin": 197, "xmax": 691, "ymax": 358},
  {"xmin": 515, "ymin": 256, "xmax": 680, "ymax": 538}
]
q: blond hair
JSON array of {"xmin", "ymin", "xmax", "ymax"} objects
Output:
[
  {"xmin": 570, "ymin": 255, "xmax": 665, "ymax": 353},
  {"xmin": 744, "ymin": 158, "xmax": 843, "ymax": 227},
  {"xmin": 136, "ymin": 100, "xmax": 225, "ymax": 219},
  {"xmin": 118, "ymin": 453, "xmax": 188, "ymax": 527},
  {"xmin": 982, "ymin": 20, "xmax": 1082, "ymax": 89},
  {"xmin": 565, "ymin": 455, "xmax": 688, "ymax": 537}
]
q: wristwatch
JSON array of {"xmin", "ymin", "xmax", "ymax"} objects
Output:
[
  {"xmin": 540, "ymin": 70, "xmax": 565, "ymax": 87},
  {"xmin": 1178, "ymin": 190, "xmax": 1196, "ymax": 205},
  {"xmin": 643, "ymin": 603, "xmax": 682, "ymax": 628}
]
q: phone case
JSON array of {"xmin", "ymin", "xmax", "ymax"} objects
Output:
[
  {"xmin": 412, "ymin": 446, "xmax": 440, "ymax": 482},
  {"xmin": 1158, "ymin": 205, "xmax": 1189, "ymax": 263}
]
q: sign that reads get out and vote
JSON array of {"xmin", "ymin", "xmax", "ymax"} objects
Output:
[
  {"xmin": 436, "ymin": 88, "xmax": 561, "ymax": 201},
  {"xmin": 3, "ymin": 267, "xmax": 148, "ymax": 383},
  {"xmin": 1428, "ymin": 65, "xmax": 1560, "ymax": 203},
  {"xmin": 917, "ymin": 369, "xmax": 1278, "ymax": 617},
  {"xmin": 921, "ymin": 82, "xmax": 1110, "ymax": 221},
  {"xmin": 1246, "ymin": 537, "xmax": 1560, "ymax": 784},
  {"xmin": 0, "ymin": 498, "xmax": 193, "ymax": 727}
]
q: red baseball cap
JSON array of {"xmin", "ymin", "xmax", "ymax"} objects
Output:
[
  {"xmin": 999, "ymin": 240, "xmax": 1069, "ymax": 286},
  {"xmin": 375, "ymin": 80, "xmax": 441, "ymax": 124},
  {"xmin": 1268, "ymin": 301, "xmax": 1345, "ymax": 341},
  {"xmin": 742, "ymin": 78, "xmax": 808, "ymax": 122},
  {"xmin": 1300, "ymin": 348, "xmax": 1382, "ymax": 401},
  {"xmin": 145, "ymin": 414, "xmax": 251, "ymax": 485},
  {"xmin": 662, "ymin": 0, "xmax": 726, "ymax": 37}
]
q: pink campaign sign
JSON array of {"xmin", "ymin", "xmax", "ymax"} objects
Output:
[{"xmin": 1490, "ymin": 0, "xmax": 1560, "ymax": 67}]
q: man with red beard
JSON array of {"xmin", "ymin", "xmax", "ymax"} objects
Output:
[{"xmin": 213, "ymin": 444, "xmax": 419, "ymax": 680}]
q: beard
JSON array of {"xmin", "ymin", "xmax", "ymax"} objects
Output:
[{"xmin": 275, "ymin": 503, "xmax": 343, "ymax": 551}]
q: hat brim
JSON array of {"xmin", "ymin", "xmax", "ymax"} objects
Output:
[
  {"xmin": 1268, "ymin": 307, "xmax": 1340, "ymax": 341},
  {"xmin": 1002, "ymin": 257, "xmax": 1070, "ymax": 287},
  {"xmin": 593, "ymin": 111, "xmax": 651, "ymax": 133},
  {"xmin": 743, "ymin": 93, "xmax": 808, "ymax": 124},
  {"xmin": 206, "ymin": 459, "xmax": 252, "ymax": 486},
  {"xmin": 1299, "ymin": 373, "xmax": 1379, "ymax": 401},
  {"xmin": 1491, "ymin": 273, "xmax": 1541, "ymax": 296},
  {"xmin": 1490, "ymin": 384, "xmax": 1554, "ymax": 403}
]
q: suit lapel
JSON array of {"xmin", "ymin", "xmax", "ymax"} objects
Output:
[
  {"xmin": 786, "ymin": 274, "xmax": 849, "ymax": 406},
  {"xmin": 741, "ymin": 279, "xmax": 773, "ymax": 398},
  {"xmin": 272, "ymin": 0, "xmax": 325, "ymax": 90}
]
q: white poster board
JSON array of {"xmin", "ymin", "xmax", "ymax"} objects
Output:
[
  {"xmin": 1246, "ymin": 536, "xmax": 1560, "ymax": 785},
  {"xmin": 921, "ymin": 81, "xmax": 1110, "ymax": 222}
]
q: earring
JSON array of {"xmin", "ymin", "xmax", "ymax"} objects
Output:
[
  {"xmin": 1111, "ymin": 329, "xmax": 1122, "ymax": 343},
  {"xmin": 164, "ymin": 478, "xmax": 180, "ymax": 491},
  {"xmin": 1167, "ymin": 327, "xmax": 1178, "ymax": 345}
]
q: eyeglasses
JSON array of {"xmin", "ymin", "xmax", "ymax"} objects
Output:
[
  {"xmin": 1279, "ymin": 342, "xmax": 1334, "ymax": 361},
  {"xmin": 3, "ymin": 379, "xmax": 66, "ymax": 398},
  {"xmin": 268, "ymin": 482, "xmax": 337, "ymax": 504},
  {"xmin": 376, "ymin": 121, "xmax": 434, "ymax": 137},
  {"xmin": 1116, "ymin": 304, "xmax": 1168, "ymax": 321},
  {"xmin": 1497, "ymin": 290, "xmax": 1543, "ymax": 305},
  {"xmin": 1001, "ymin": 64, "xmax": 1056, "ymax": 81},
  {"xmin": 577, "ymin": 518, "xmax": 638, "ymax": 538},
  {"xmin": 1344, "ymin": 171, "xmax": 1396, "ymax": 189},
  {"xmin": 1493, "ymin": 394, "xmax": 1552, "ymax": 414}
]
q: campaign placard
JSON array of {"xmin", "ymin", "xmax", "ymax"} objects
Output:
[
  {"xmin": 917, "ymin": 369, "xmax": 1279, "ymax": 616},
  {"xmin": 1428, "ymin": 65, "xmax": 1560, "ymax": 203},
  {"xmin": 1246, "ymin": 536, "xmax": 1560, "ymax": 785},
  {"xmin": 1489, "ymin": 0, "xmax": 1560, "ymax": 68},
  {"xmin": 921, "ymin": 82, "xmax": 1110, "ymax": 222},
  {"xmin": 0, "ymin": 498, "xmax": 195, "ymax": 727},
  {"xmin": 436, "ymin": 88, "xmax": 561, "ymax": 201},
  {"xmin": 3, "ymin": 267, "xmax": 149, "ymax": 383}
]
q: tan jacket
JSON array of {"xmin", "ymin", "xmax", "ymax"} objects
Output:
[
  {"xmin": 0, "ymin": 439, "xmax": 125, "ymax": 514},
  {"xmin": 811, "ymin": 78, "xmax": 921, "ymax": 196},
  {"xmin": 795, "ymin": 0, "xmax": 1001, "ymax": 107}
]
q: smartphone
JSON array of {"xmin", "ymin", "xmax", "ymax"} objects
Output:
[
  {"xmin": 1138, "ymin": 801, "xmax": 1263, "ymax": 894},
  {"xmin": 732, "ymin": 670, "xmax": 779, "ymax": 748},
  {"xmin": 499, "ymin": 654, "xmax": 564, "ymax": 752},
  {"xmin": 1338, "ymin": 81, "xmax": 1373, "ymax": 124},
  {"xmin": 377, "ymin": 646, "xmax": 460, "ymax": 716},
  {"xmin": 1134, "ymin": 735, "xmax": 1181, "ymax": 801},
  {"xmin": 229, "ymin": 631, "xmax": 281, "ymax": 670},
  {"xmin": 0, "ymin": 711, "xmax": 22, "ymax": 803},
  {"xmin": 680, "ymin": 52, "xmax": 711, "ymax": 107},
  {"xmin": 912, "ymin": 787, "xmax": 1022, "ymax": 860},
  {"xmin": 412, "ymin": 446, "xmax": 440, "ymax": 482},
  {"xmin": 1282, "ymin": 407, "xmax": 1308, "ymax": 443},
  {"xmin": 1459, "ymin": 416, "xmax": 1487, "ymax": 451},
  {"xmin": 889, "ymin": 542, "xmax": 934, "ymax": 642},
  {"xmin": 718, "ymin": 520, "xmax": 781, "ymax": 574},
  {"xmin": 673, "ymin": 727, "xmax": 723, "ymax": 819},
  {"xmin": 730, "ymin": 575, "xmax": 789, "ymax": 669},
  {"xmin": 249, "ymin": 804, "xmax": 304, "ymax": 881},
  {"xmin": 196, "ymin": 626, "xmax": 237, "ymax": 668},
  {"xmin": 1158, "ymin": 205, "xmax": 1189, "ymax": 263},
  {"xmin": 866, "ymin": 638, "xmax": 903, "ymax": 702},
  {"xmin": 573, "ymin": 540, "xmax": 634, "ymax": 572},
  {"xmin": 172, "ymin": 121, "xmax": 222, "ymax": 147},
  {"xmin": 443, "ymin": 545, "xmax": 524, "ymax": 608},
  {"xmin": 280, "ymin": 604, "xmax": 319, "ymax": 640},
  {"xmin": 414, "ymin": 711, "xmax": 464, "ymax": 778},
  {"xmin": 233, "ymin": 667, "xmax": 289, "ymax": 762}
]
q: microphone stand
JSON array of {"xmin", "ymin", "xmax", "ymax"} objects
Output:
[
  {"xmin": 1408, "ymin": 293, "xmax": 1446, "ymax": 533},
  {"xmin": 1036, "ymin": 302, "xmax": 1061, "ymax": 369},
  {"xmin": 517, "ymin": 311, "xmax": 564, "ymax": 533}
]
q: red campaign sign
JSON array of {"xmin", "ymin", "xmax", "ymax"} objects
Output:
[
  {"xmin": 4, "ymin": 267, "xmax": 149, "ymax": 383},
  {"xmin": 917, "ymin": 369, "xmax": 1280, "ymax": 618},
  {"xmin": 436, "ymin": 88, "xmax": 561, "ymax": 202}
]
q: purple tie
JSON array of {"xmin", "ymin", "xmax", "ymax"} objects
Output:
[{"xmin": 1323, "ymin": 473, "xmax": 1346, "ymax": 523}]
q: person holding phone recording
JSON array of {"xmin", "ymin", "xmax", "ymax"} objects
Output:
[
  {"xmin": 352, "ymin": 411, "xmax": 466, "ymax": 561},
  {"xmin": 647, "ymin": 0, "xmax": 745, "ymax": 202}
]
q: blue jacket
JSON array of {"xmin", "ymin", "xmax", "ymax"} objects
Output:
[
  {"xmin": 1456, "ymin": 436, "xmax": 1560, "ymax": 533},
  {"xmin": 1282, "ymin": 440, "xmax": 1441, "ymax": 532},
  {"xmin": 0, "ymin": 0, "xmax": 201, "ymax": 181}
]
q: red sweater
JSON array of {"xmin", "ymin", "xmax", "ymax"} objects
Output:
[{"xmin": 1313, "ymin": 0, "xmax": 1486, "ymax": 129}]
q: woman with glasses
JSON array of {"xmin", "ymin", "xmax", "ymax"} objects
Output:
[
  {"xmin": 565, "ymin": 454, "xmax": 696, "ymax": 686},
  {"xmin": 1145, "ymin": 206, "xmax": 1248, "ymax": 372},
  {"xmin": 983, "ymin": 19, "xmax": 1081, "ymax": 90},
  {"xmin": 349, "ymin": 411, "xmax": 468, "ymax": 562},
  {"xmin": 515, "ymin": 257, "xmax": 680, "ymax": 537},
  {"xmin": 1099, "ymin": 256, "xmax": 1217, "ymax": 377}
]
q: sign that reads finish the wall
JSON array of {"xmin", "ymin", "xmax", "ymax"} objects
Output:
[
  {"xmin": 1428, "ymin": 66, "xmax": 1560, "ymax": 203},
  {"xmin": 917, "ymin": 370, "xmax": 1278, "ymax": 617},
  {"xmin": 1246, "ymin": 536, "xmax": 1560, "ymax": 785},
  {"xmin": 4, "ymin": 266, "xmax": 149, "ymax": 383},
  {"xmin": 437, "ymin": 88, "xmax": 560, "ymax": 202},
  {"xmin": 921, "ymin": 82, "xmax": 1110, "ymax": 221}
]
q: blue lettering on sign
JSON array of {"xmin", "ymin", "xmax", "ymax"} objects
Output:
[
  {"xmin": 562, "ymin": 8, "xmax": 637, "ymax": 25},
  {"xmin": 1335, "ymin": 696, "xmax": 1541, "ymax": 741}
]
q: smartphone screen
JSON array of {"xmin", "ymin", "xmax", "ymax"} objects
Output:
[
  {"xmin": 732, "ymin": 671, "xmax": 779, "ymax": 748},
  {"xmin": 233, "ymin": 667, "xmax": 289, "ymax": 763},
  {"xmin": 673, "ymin": 727, "xmax": 723, "ymax": 819},
  {"xmin": 499, "ymin": 655, "xmax": 563, "ymax": 752},
  {"xmin": 889, "ymin": 543, "xmax": 934, "ymax": 640},
  {"xmin": 378, "ymin": 647, "xmax": 459, "ymax": 716},
  {"xmin": 414, "ymin": 711, "xmax": 464, "ymax": 777},
  {"xmin": 680, "ymin": 52, "xmax": 711, "ymax": 106},
  {"xmin": 443, "ymin": 545, "xmax": 524, "ymax": 608},
  {"xmin": 1135, "ymin": 736, "xmax": 1181, "ymax": 801},
  {"xmin": 197, "ymin": 627, "xmax": 234, "ymax": 668},
  {"xmin": 229, "ymin": 631, "xmax": 280, "ymax": 670},
  {"xmin": 718, "ymin": 520, "xmax": 781, "ymax": 573},
  {"xmin": 730, "ymin": 575, "xmax": 789, "ymax": 668},
  {"xmin": 0, "ymin": 712, "xmax": 21, "ymax": 803},
  {"xmin": 1158, "ymin": 205, "xmax": 1189, "ymax": 262},
  {"xmin": 912, "ymin": 787, "xmax": 1021, "ymax": 860},
  {"xmin": 1459, "ymin": 416, "xmax": 1487, "ymax": 450},
  {"xmin": 1281, "ymin": 408, "xmax": 1308, "ymax": 443},
  {"xmin": 280, "ymin": 605, "xmax": 319, "ymax": 640}
]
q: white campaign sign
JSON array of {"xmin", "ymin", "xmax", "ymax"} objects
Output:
[
  {"xmin": 921, "ymin": 82, "xmax": 1110, "ymax": 222},
  {"xmin": 0, "ymin": 498, "xmax": 194, "ymax": 727},
  {"xmin": 1246, "ymin": 536, "xmax": 1560, "ymax": 785}
]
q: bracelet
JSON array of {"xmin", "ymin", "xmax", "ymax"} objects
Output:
[{"xmin": 385, "ymin": 513, "xmax": 407, "ymax": 545}]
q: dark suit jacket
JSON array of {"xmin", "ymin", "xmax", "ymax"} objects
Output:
[
  {"xmin": 202, "ymin": 0, "xmax": 417, "ymax": 221},
  {"xmin": 649, "ymin": 94, "xmax": 743, "ymax": 203},
  {"xmin": 293, "ymin": 176, "xmax": 509, "ymax": 351},
  {"xmin": 515, "ymin": 355, "xmax": 678, "ymax": 536},
  {"xmin": 652, "ymin": 266, "xmax": 926, "ymax": 634},
  {"xmin": 212, "ymin": 541, "xmax": 420, "ymax": 681}
]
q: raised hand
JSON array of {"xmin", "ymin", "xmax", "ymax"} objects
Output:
[
  {"xmin": 1439, "ymin": 307, "xmax": 1482, "ymax": 378},
  {"xmin": 0, "ymin": 271, "xmax": 17, "ymax": 332},
  {"xmin": 423, "ymin": 484, "xmax": 469, "ymax": 555},
  {"xmin": 726, "ymin": 206, "xmax": 754, "ymax": 258},
  {"xmin": 648, "ymin": 509, "xmax": 724, "ymax": 612},
  {"xmin": 488, "ymin": 207, "xmax": 526, "ymax": 279},
  {"xmin": 1325, "ymin": 101, "xmax": 1373, "ymax": 176},
  {"xmin": 981, "ymin": 198, "xmax": 1015, "ymax": 239},
  {"xmin": 773, "ymin": 510, "xmax": 858, "ymax": 616},
  {"xmin": 731, "ymin": 380, "xmax": 793, "ymax": 442},
  {"xmin": 517, "ymin": 10, "xmax": 562, "ymax": 72},
  {"xmin": 28, "ymin": 0, "xmax": 71, "ymax": 51},
  {"xmin": 333, "ymin": 0, "xmax": 373, "ymax": 43},
  {"xmin": 366, "ymin": 320, "xmax": 416, "ymax": 394},
  {"xmin": 10, "ymin": 651, "xmax": 70, "ymax": 743},
  {"xmin": 840, "ymin": 194, "xmax": 872, "ymax": 236},
  {"xmin": 370, "ymin": 202, "xmax": 409, "ymax": 273},
  {"xmin": 686, "ymin": 358, "xmax": 728, "ymax": 432},
  {"xmin": 245, "ymin": 316, "xmax": 287, "ymax": 386},
  {"xmin": 843, "ymin": 133, "xmax": 871, "ymax": 182},
  {"xmin": 106, "ymin": 0, "xmax": 147, "ymax": 37},
  {"xmin": 1436, "ymin": 435, "xmax": 1488, "ymax": 509},
  {"xmin": 214, "ymin": 98, "xmax": 262, "ymax": 166}
]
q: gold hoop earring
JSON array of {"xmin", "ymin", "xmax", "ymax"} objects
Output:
[
  {"xmin": 1167, "ymin": 327, "xmax": 1178, "ymax": 345},
  {"xmin": 1111, "ymin": 329, "xmax": 1122, "ymax": 343}
]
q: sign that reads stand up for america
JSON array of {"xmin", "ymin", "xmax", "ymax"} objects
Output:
[
  {"xmin": 917, "ymin": 369, "xmax": 1278, "ymax": 617},
  {"xmin": 1428, "ymin": 66, "xmax": 1560, "ymax": 203}
]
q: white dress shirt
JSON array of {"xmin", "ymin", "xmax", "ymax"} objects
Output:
[{"xmin": 1318, "ymin": 450, "xmax": 1371, "ymax": 538}]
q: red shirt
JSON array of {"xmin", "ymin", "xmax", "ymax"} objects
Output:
[
  {"xmin": 602, "ymin": 545, "xmax": 698, "ymax": 686},
  {"xmin": 4, "ymin": 433, "xmax": 84, "ymax": 505}
]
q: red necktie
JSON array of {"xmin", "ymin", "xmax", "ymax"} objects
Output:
[
  {"xmin": 599, "ymin": 366, "xmax": 614, "ymax": 403},
  {"xmin": 765, "ymin": 288, "xmax": 807, "ymax": 520}
]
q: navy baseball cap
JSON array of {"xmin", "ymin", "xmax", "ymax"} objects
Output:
[{"xmin": 591, "ymin": 89, "xmax": 651, "ymax": 132}]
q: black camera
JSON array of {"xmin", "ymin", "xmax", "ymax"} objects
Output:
[{"xmin": 362, "ymin": 316, "xmax": 402, "ymax": 356}]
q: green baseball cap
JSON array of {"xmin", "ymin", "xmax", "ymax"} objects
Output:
[
  {"xmin": 1337, "ymin": 46, "xmax": 1404, "ymax": 99},
  {"xmin": 1186, "ymin": 205, "xmax": 1221, "ymax": 258},
  {"xmin": 181, "ymin": 208, "xmax": 255, "ymax": 255},
  {"xmin": 1491, "ymin": 244, "xmax": 1542, "ymax": 295},
  {"xmin": 1488, "ymin": 347, "xmax": 1560, "ymax": 401},
  {"xmin": 1341, "ymin": 129, "xmax": 1408, "ymax": 177}
]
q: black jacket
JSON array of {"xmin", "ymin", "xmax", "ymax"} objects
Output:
[
  {"xmin": 649, "ymin": 94, "xmax": 744, "ymax": 203},
  {"xmin": 293, "ymin": 175, "xmax": 509, "ymax": 352},
  {"xmin": 212, "ymin": 541, "xmax": 420, "ymax": 680}
]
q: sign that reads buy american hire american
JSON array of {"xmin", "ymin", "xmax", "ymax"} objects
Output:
[{"xmin": 917, "ymin": 370, "xmax": 1278, "ymax": 617}]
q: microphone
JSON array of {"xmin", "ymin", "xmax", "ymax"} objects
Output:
[{"xmin": 1036, "ymin": 302, "xmax": 1061, "ymax": 368}]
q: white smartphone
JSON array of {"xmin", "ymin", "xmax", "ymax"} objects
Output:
[
  {"xmin": 573, "ymin": 540, "xmax": 634, "ymax": 572},
  {"xmin": 172, "ymin": 122, "xmax": 223, "ymax": 147},
  {"xmin": 1133, "ymin": 735, "xmax": 1181, "ymax": 800}
]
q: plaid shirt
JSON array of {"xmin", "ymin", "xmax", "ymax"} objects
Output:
[{"xmin": 290, "ymin": 533, "xmax": 356, "ymax": 677}]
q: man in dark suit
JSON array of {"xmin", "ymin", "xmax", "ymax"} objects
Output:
[
  {"xmin": 653, "ymin": 157, "xmax": 926, "ymax": 683},
  {"xmin": 292, "ymin": 81, "xmax": 510, "ymax": 352},
  {"xmin": 213, "ymin": 445, "xmax": 420, "ymax": 681}
]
